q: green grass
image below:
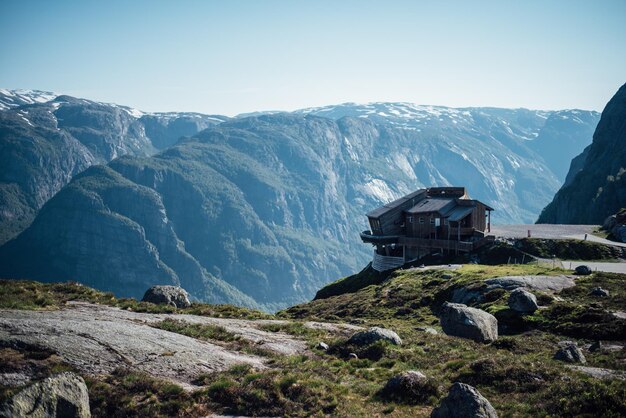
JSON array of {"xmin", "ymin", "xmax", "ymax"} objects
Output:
[
  {"xmin": 517, "ymin": 238, "xmax": 617, "ymax": 260},
  {"xmin": 152, "ymin": 319, "xmax": 241, "ymax": 342},
  {"xmin": 2, "ymin": 266, "xmax": 626, "ymax": 417},
  {"xmin": 0, "ymin": 279, "xmax": 273, "ymax": 319},
  {"xmin": 86, "ymin": 368, "xmax": 202, "ymax": 418}
]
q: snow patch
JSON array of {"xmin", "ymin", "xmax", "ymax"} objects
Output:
[{"xmin": 363, "ymin": 179, "xmax": 397, "ymax": 203}]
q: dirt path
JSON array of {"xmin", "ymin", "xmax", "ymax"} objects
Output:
[{"xmin": 0, "ymin": 302, "xmax": 357, "ymax": 388}]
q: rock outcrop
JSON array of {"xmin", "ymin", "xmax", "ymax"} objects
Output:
[
  {"xmin": 538, "ymin": 83, "xmax": 626, "ymax": 224},
  {"xmin": 142, "ymin": 285, "xmax": 191, "ymax": 308},
  {"xmin": 603, "ymin": 209, "xmax": 626, "ymax": 243},
  {"xmin": 0, "ymin": 372, "xmax": 91, "ymax": 418},
  {"xmin": 431, "ymin": 382, "xmax": 498, "ymax": 418},
  {"xmin": 507, "ymin": 288, "xmax": 538, "ymax": 313},
  {"xmin": 347, "ymin": 327, "xmax": 402, "ymax": 346},
  {"xmin": 554, "ymin": 341, "xmax": 586, "ymax": 364},
  {"xmin": 440, "ymin": 303, "xmax": 498, "ymax": 343}
]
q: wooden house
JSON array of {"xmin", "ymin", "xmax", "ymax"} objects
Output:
[{"xmin": 360, "ymin": 187, "xmax": 494, "ymax": 271}]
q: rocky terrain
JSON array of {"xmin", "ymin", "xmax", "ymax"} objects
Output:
[
  {"xmin": 1, "ymin": 261, "xmax": 625, "ymax": 417},
  {"xmin": 538, "ymin": 83, "xmax": 626, "ymax": 224}
]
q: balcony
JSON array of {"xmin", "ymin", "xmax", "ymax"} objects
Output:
[
  {"xmin": 398, "ymin": 237, "xmax": 474, "ymax": 253},
  {"xmin": 360, "ymin": 230, "xmax": 401, "ymax": 245}
]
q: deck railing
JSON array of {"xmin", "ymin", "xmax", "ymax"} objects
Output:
[{"xmin": 398, "ymin": 237, "xmax": 474, "ymax": 252}]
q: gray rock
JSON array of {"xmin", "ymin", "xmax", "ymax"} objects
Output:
[
  {"xmin": 142, "ymin": 285, "xmax": 191, "ymax": 308},
  {"xmin": 484, "ymin": 275, "xmax": 576, "ymax": 292},
  {"xmin": 348, "ymin": 353, "xmax": 358, "ymax": 360},
  {"xmin": 382, "ymin": 371, "xmax": 437, "ymax": 402},
  {"xmin": 347, "ymin": 326, "xmax": 402, "ymax": 346},
  {"xmin": 612, "ymin": 225, "xmax": 626, "ymax": 243},
  {"xmin": 603, "ymin": 214, "xmax": 617, "ymax": 231},
  {"xmin": 0, "ymin": 372, "xmax": 91, "ymax": 418},
  {"xmin": 316, "ymin": 342, "xmax": 329, "ymax": 351},
  {"xmin": 431, "ymin": 382, "xmax": 498, "ymax": 418},
  {"xmin": 590, "ymin": 287, "xmax": 610, "ymax": 297},
  {"xmin": 507, "ymin": 288, "xmax": 538, "ymax": 313},
  {"xmin": 575, "ymin": 265, "xmax": 592, "ymax": 275},
  {"xmin": 554, "ymin": 341, "xmax": 586, "ymax": 364},
  {"xmin": 440, "ymin": 302, "xmax": 498, "ymax": 343}
]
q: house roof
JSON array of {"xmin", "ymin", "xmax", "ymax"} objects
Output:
[
  {"xmin": 366, "ymin": 189, "xmax": 426, "ymax": 219},
  {"xmin": 406, "ymin": 198, "xmax": 456, "ymax": 215},
  {"xmin": 366, "ymin": 187, "xmax": 494, "ymax": 219},
  {"xmin": 445, "ymin": 205, "xmax": 476, "ymax": 222}
]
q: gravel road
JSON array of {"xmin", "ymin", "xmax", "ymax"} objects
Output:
[{"xmin": 492, "ymin": 224, "xmax": 626, "ymax": 248}]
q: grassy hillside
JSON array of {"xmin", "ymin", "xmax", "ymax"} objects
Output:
[{"xmin": 2, "ymin": 263, "xmax": 625, "ymax": 417}]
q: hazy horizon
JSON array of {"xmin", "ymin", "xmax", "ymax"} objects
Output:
[{"xmin": 2, "ymin": 0, "xmax": 625, "ymax": 116}]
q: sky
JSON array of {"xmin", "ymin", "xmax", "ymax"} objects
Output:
[{"xmin": 1, "ymin": 0, "xmax": 625, "ymax": 116}]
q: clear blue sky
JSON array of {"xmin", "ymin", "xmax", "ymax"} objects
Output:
[{"xmin": 1, "ymin": 0, "xmax": 625, "ymax": 115}]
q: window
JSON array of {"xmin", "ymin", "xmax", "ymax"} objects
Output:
[
  {"xmin": 407, "ymin": 216, "xmax": 413, "ymax": 223},
  {"xmin": 430, "ymin": 218, "xmax": 435, "ymax": 224},
  {"xmin": 419, "ymin": 217, "xmax": 424, "ymax": 224},
  {"xmin": 435, "ymin": 218, "xmax": 441, "ymax": 227}
]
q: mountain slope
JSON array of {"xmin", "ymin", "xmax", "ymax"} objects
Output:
[
  {"xmin": 0, "ymin": 109, "xmax": 599, "ymax": 308},
  {"xmin": 538, "ymin": 83, "xmax": 626, "ymax": 224},
  {"xmin": 0, "ymin": 90, "xmax": 227, "ymax": 244}
]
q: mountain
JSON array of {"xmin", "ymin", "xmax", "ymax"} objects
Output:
[
  {"xmin": 0, "ymin": 90, "xmax": 227, "ymax": 244},
  {"xmin": 297, "ymin": 102, "xmax": 599, "ymax": 221},
  {"xmin": 537, "ymin": 83, "xmax": 626, "ymax": 224},
  {"xmin": 0, "ymin": 106, "xmax": 600, "ymax": 309},
  {"xmin": 0, "ymin": 89, "xmax": 57, "ymax": 110}
]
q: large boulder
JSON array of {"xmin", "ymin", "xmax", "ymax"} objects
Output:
[
  {"xmin": 575, "ymin": 265, "xmax": 592, "ymax": 276},
  {"xmin": 612, "ymin": 225, "xmax": 626, "ymax": 242},
  {"xmin": 0, "ymin": 372, "xmax": 91, "ymax": 418},
  {"xmin": 347, "ymin": 327, "xmax": 402, "ymax": 346},
  {"xmin": 431, "ymin": 382, "xmax": 498, "ymax": 418},
  {"xmin": 554, "ymin": 341, "xmax": 586, "ymax": 364},
  {"xmin": 142, "ymin": 285, "xmax": 191, "ymax": 308},
  {"xmin": 507, "ymin": 288, "xmax": 538, "ymax": 313},
  {"xmin": 440, "ymin": 302, "xmax": 498, "ymax": 343},
  {"xmin": 380, "ymin": 370, "xmax": 439, "ymax": 404}
]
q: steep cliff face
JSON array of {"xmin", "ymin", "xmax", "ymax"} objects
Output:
[
  {"xmin": 538, "ymin": 83, "xmax": 626, "ymax": 224},
  {"xmin": 0, "ymin": 92, "xmax": 226, "ymax": 244}
]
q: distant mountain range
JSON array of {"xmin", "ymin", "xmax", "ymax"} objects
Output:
[
  {"xmin": 538, "ymin": 83, "xmax": 626, "ymax": 224},
  {"xmin": 0, "ymin": 89, "xmax": 601, "ymax": 309},
  {"xmin": 0, "ymin": 90, "xmax": 227, "ymax": 244}
]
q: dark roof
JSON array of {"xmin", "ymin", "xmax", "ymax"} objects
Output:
[
  {"xmin": 406, "ymin": 198, "xmax": 456, "ymax": 215},
  {"xmin": 366, "ymin": 187, "xmax": 495, "ymax": 219},
  {"xmin": 445, "ymin": 205, "xmax": 475, "ymax": 222},
  {"xmin": 366, "ymin": 189, "xmax": 426, "ymax": 219}
]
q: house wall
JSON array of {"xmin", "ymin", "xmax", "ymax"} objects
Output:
[
  {"xmin": 370, "ymin": 190, "xmax": 427, "ymax": 236},
  {"xmin": 407, "ymin": 211, "xmax": 443, "ymax": 238}
]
